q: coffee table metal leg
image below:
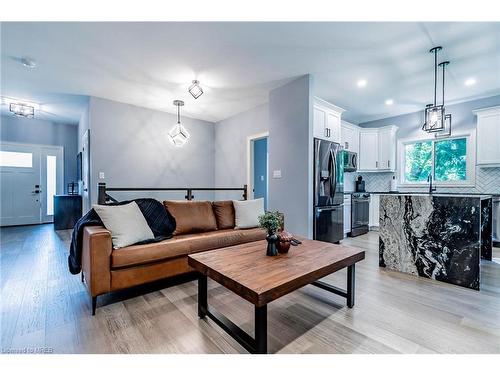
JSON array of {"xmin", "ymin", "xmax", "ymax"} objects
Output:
[
  {"xmin": 198, "ymin": 274, "xmax": 208, "ymax": 318},
  {"xmin": 254, "ymin": 305, "xmax": 267, "ymax": 354},
  {"xmin": 347, "ymin": 264, "xmax": 355, "ymax": 308},
  {"xmin": 311, "ymin": 264, "xmax": 356, "ymax": 308}
]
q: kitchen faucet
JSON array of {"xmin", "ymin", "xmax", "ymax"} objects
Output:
[{"xmin": 427, "ymin": 174, "xmax": 436, "ymax": 194}]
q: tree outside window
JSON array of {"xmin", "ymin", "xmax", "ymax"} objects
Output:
[{"xmin": 403, "ymin": 137, "xmax": 468, "ymax": 184}]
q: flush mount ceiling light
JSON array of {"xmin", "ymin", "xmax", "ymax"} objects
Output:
[
  {"xmin": 385, "ymin": 99, "xmax": 394, "ymax": 106},
  {"xmin": 465, "ymin": 78, "xmax": 476, "ymax": 87},
  {"xmin": 168, "ymin": 100, "xmax": 190, "ymax": 147},
  {"xmin": 422, "ymin": 46, "xmax": 452, "ymax": 136},
  {"xmin": 9, "ymin": 103, "xmax": 35, "ymax": 118},
  {"xmin": 188, "ymin": 80, "xmax": 203, "ymax": 99},
  {"xmin": 21, "ymin": 56, "xmax": 37, "ymax": 69},
  {"xmin": 357, "ymin": 79, "xmax": 367, "ymax": 88}
]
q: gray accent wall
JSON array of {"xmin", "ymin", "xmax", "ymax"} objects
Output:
[
  {"xmin": 214, "ymin": 103, "xmax": 269, "ymax": 199},
  {"xmin": 357, "ymin": 95, "xmax": 500, "ymax": 194},
  {"xmin": 0, "ymin": 115, "xmax": 78, "ymax": 192},
  {"xmin": 87, "ymin": 97, "xmax": 215, "ymax": 204},
  {"xmin": 268, "ymin": 75, "xmax": 313, "ymax": 238}
]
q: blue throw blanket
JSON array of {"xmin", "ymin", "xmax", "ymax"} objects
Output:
[{"xmin": 68, "ymin": 198, "xmax": 176, "ymax": 275}]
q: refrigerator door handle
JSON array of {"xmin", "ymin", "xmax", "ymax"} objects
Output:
[
  {"xmin": 316, "ymin": 204, "xmax": 344, "ymax": 213},
  {"xmin": 330, "ymin": 148, "xmax": 337, "ymax": 201}
]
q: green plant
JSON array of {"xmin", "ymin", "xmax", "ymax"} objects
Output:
[{"xmin": 258, "ymin": 211, "xmax": 283, "ymax": 235}]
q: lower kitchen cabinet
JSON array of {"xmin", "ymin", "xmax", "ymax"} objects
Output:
[
  {"xmin": 343, "ymin": 195, "xmax": 351, "ymax": 237},
  {"xmin": 369, "ymin": 194, "xmax": 380, "ymax": 228}
]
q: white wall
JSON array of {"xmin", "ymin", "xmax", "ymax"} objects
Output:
[
  {"xmin": 268, "ymin": 75, "xmax": 313, "ymax": 237},
  {"xmin": 214, "ymin": 103, "xmax": 269, "ymax": 199},
  {"xmin": 87, "ymin": 97, "xmax": 216, "ymax": 204}
]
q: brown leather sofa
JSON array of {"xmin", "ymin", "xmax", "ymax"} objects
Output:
[{"xmin": 82, "ymin": 200, "xmax": 266, "ymax": 315}]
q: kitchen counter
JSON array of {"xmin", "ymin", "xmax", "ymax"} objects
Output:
[
  {"xmin": 364, "ymin": 191, "xmax": 500, "ymax": 197},
  {"xmin": 379, "ymin": 193, "xmax": 493, "ymax": 290}
]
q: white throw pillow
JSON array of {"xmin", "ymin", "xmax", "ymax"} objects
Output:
[
  {"xmin": 232, "ymin": 198, "xmax": 265, "ymax": 229},
  {"xmin": 93, "ymin": 202, "xmax": 154, "ymax": 249}
]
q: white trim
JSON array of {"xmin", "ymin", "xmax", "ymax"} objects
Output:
[
  {"xmin": 472, "ymin": 105, "xmax": 500, "ymax": 116},
  {"xmin": 246, "ymin": 131, "xmax": 269, "ymax": 201},
  {"xmin": 398, "ymin": 131, "xmax": 476, "ymax": 188},
  {"xmin": 313, "ymin": 96, "xmax": 346, "ymax": 114}
]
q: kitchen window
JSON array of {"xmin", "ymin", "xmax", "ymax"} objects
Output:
[{"xmin": 400, "ymin": 133, "xmax": 475, "ymax": 187}]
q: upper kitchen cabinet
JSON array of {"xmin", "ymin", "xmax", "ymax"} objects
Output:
[
  {"xmin": 341, "ymin": 121, "xmax": 360, "ymax": 154},
  {"xmin": 378, "ymin": 126, "xmax": 397, "ymax": 170},
  {"xmin": 313, "ymin": 97, "xmax": 345, "ymax": 143},
  {"xmin": 473, "ymin": 106, "xmax": 500, "ymax": 167},
  {"xmin": 358, "ymin": 125, "xmax": 398, "ymax": 172},
  {"xmin": 359, "ymin": 129, "xmax": 379, "ymax": 170}
]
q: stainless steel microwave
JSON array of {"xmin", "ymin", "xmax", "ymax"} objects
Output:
[{"xmin": 343, "ymin": 151, "xmax": 357, "ymax": 172}]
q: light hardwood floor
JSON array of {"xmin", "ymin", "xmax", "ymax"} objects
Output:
[{"xmin": 1, "ymin": 224, "xmax": 499, "ymax": 354}]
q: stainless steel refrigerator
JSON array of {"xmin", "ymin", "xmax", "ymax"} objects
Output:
[{"xmin": 313, "ymin": 138, "xmax": 344, "ymax": 244}]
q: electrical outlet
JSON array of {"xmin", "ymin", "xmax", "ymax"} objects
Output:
[
  {"xmin": 273, "ymin": 170, "xmax": 282, "ymax": 179},
  {"xmin": 99, "ymin": 172, "xmax": 105, "ymax": 179}
]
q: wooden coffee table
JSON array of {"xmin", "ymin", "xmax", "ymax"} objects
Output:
[{"xmin": 188, "ymin": 238, "xmax": 365, "ymax": 354}]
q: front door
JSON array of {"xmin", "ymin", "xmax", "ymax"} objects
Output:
[{"xmin": 0, "ymin": 142, "xmax": 63, "ymax": 226}]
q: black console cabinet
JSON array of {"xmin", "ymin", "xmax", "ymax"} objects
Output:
[{"xmin": 54, "ymin": 195, "xmax": 82, "ymax": 230}]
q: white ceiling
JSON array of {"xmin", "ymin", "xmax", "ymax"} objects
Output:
[{"xmin": 1, "ymin": 22, "xmax": 499, "ymax": 124}]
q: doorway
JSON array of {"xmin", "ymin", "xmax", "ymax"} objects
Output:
[
  {"xmin": 0, "ymin": 142, "xmax": 63, "ymax": 226},
  {"xmin": 247, "ymin": 133, "xmax": 268, "ymax": 210}
]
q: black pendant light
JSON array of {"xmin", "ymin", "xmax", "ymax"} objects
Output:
[
  {"xmin": 435, "ymin": 60, "xmax": 452, "ymax": 137},
  {"xmin": 422, "ymin": 46, "xmax": 446, "ymax": 133}
]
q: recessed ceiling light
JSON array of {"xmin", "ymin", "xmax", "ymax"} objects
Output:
[
  {"xmin": 465, "ymin": 78, "xmax": 476, "ymax": 86},
  {"xmin": 357, "ymin": 79, "xmax": 367, "ymax": 88},
  {"xmin": 385, "ymin": 99, "xmax": 394, "ymax": 106},
  {"xmin": 20, "ymin": 56, "xmax": 37, "ymax": 69}
]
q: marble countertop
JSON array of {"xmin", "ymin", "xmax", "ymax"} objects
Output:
[
  {"xmin": 348, "ymin": 191, "xmax": 499, "ymax": 198},
  {"xmin": 377, "ymin": 192, "xmax": 493, "ymax": 200}
]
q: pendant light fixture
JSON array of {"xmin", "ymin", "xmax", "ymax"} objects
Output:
[
  {"xmin": 422, "ymin": 46, "xmax": 447, "ymax": 133},
  {"xmin": 168, "ymin": 100, "xmax": 190, "ymax": 147},
  {"xmin": 188, "ymin": 80, "xmax": 203, "ymax": 99},
  {"xmin": 435, "ymin": 60, "xmax": 452, "ymax": 137}
]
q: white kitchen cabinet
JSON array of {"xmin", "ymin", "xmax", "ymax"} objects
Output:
[
  {"xmin": 359, "ymin": 130, "xmax": 379, "ymax": 170},
  {"xmin": 341, "ymin": 121, "xmax": 360, "ymax": 154},
  {"xmin": 369, "ymin": 194, "xmax": 380, "ymax": 228},
  {"xmin": 313, "ymin": 97, "xmax": 345, "ymax": 143},
  {"xmin": 358, "ymin": 126, "xmax": 398, "ymax": 172},
  {"xmin": 327, "ymin": 112, "xmax": 341, "ymax": 143},
  {"xmin": 343, "ymin": 194, "xmax": 352, "ymax": 236},
  {"xmin": 377, "ymin": 126, "xmax": 397, "ymax": 171},
  {"xmin": 313, "ymin": 106, "xmax": 327, "ymax": 140},
  {"xmin": 473, "ymin": 106, "xmax": 500, "ymax": 166}
]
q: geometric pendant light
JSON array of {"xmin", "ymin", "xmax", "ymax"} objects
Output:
[
  {"xmin": 168, "ymin": 100, "xmax": 190, "ymax": 147},
  {"xmin": 422, "ymin": 46, "xmax": 451, "ymax": 134}
]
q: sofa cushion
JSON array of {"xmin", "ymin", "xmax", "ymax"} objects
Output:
[
  {"xmin": 111, "ymin": 228, "xmax": 267, "ymax": 268},
  {"xmin": 212, "ymin": 200, "xmax": 235, "ymax": 229},
  {"xmin": 163, "ymin": 200, "xmax": 217, "ymax": 235},
  {"xmin": 233, "ymin": 198, "xmax": 265, "ymax": 229},
  {"xmin": 93, "ymin": 202, "xmax": 154, "ymax": 249}
]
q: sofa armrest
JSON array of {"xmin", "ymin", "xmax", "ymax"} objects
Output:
[{"xmin": 82, "ymin": 226, "xmax": 112, "ymax": 297}]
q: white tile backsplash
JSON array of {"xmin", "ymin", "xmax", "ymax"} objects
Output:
[{"xmin": 344, "ymin": 167, "xmax": 500, "ymax": 194}]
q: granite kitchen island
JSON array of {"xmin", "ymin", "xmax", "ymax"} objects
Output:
[{"xmin": 379, "ymin": 193, "xmax": 492, "ymax": 290}]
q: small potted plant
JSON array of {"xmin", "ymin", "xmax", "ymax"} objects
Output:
[{"xmin": 258, "ymin": 211, "xmax": 283, "ymax": 256}]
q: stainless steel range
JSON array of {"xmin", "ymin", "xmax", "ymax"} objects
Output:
[{"xmin": 350, "ymin": 192, "xmax": 370, "ymax": 237}]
